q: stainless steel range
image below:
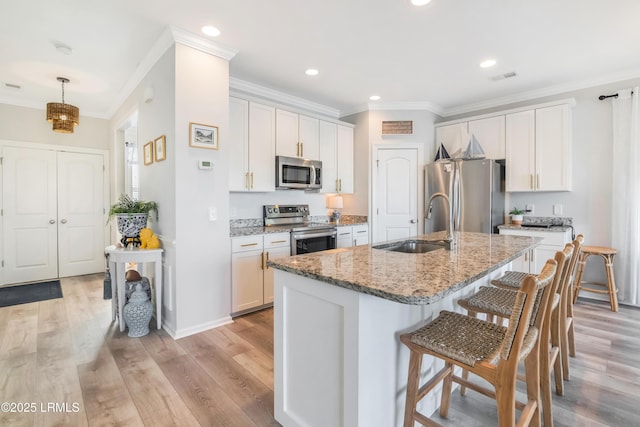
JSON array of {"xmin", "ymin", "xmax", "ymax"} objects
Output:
[{"xmin": 264, "ymin": 204, "xmax": 337, "ymax": 255}]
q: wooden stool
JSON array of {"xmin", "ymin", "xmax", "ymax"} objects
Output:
[{"xmin": 573, "ymin": 245, "xmax": 618, "ymax": 312}]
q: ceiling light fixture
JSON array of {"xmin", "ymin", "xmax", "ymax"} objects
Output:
[
  {"xmin": 201, "ymin": 25, "xmax": 221, "ymax": 37},
  {"xmin": 411, "ymin": 0, "xmax": 432, "ymax": 6},
  {"xmin": 305, "ymin": 69, "xmax": 319, "ymax": 76},
  {"xmin": 46, "ymin": 77, "xmax": 79, "ymax": 134},
  {"xmin": 369, "ymin": 95, "xmax": 381, "ymax": 101},
  {"xmin": 480, "ymin": 59, "xmax": 497, "ymax": 68}
]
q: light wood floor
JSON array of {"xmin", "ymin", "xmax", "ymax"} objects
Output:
[{"xmin": 0, "ymin": 274, "xmax": 638, "ymax": 426}]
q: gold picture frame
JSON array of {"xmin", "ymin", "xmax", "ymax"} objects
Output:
[
  {"xmin": 189, "ymin": 122, "xmax": 218, "ymax": 150},
  {"xmin": 143, "ymin": 141, "xmax": 153, "ymax": 165},
  {"xmin": 154, "ymin": 135, "xmax": 166, "ymax": 162}
]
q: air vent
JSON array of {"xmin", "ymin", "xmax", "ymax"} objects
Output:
[
  {"xmin": 382, "ymin": 120, "xmax": 413, "ymax": 135},
  {"xmin": 4, "ymin": 82, "xmax": 21, "ymax": 90},
  {"xmin": 490, "ymin": 71, "xmax": 517, "ymax": 81}
]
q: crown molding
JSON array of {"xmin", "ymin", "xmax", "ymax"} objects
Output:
[
  {"xmin": 106, "ymin": 26, "xmax": 238, "ymax": 119},
  {"xmin": 169, "ymin": 26, "xmax": 238, "ymax": 61},
  {"xmin": 441, "ymin": 68, "xmax": 640, "ymax": 117},
  {"xmin": 230, "ymin": 77, "xmax": 341, "ymax": 118}
]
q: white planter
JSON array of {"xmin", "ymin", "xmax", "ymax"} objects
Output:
[{"xmin": 511, "ymin": 214, "xmax": 523, "ymax": 225}]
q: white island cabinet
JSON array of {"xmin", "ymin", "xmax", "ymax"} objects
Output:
[{"xmin": 269, "ymin": 232, "xmax": 539, "ymax": 427}]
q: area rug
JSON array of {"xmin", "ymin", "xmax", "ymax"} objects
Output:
[{"xmin": 0, "ymin": 280, "xmax": 63, "ymax": 308}]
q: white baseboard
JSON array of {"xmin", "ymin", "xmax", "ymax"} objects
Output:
[{"xmin": 163, "ymin": 316, "xmax": 234, "ymax": 339}]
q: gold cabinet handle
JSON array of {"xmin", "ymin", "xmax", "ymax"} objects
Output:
[
  {"xmin": 524, "ymin": 251, "xmax": 528, "ymax": 262},
  {"xmin": 269, "ymin": 240, "xmax": 287, "ymax": 244},
  {"xmin": 336, "ymin": 179, "xmax": 339, "ymax": 192},
  {"xmin": 261, "ymin": 252, "xmax": 265, "ymax": 270},
  {"xmin": 241, "ymin": 242, "xmax": 258, "ymax": 247},
  {"xmin": 339, "ymin": 179, "xmax": 342, "ymax": 192},
  {"xmin": 266, "ymin": 251, "xmax": 270, "ymax": 269},
  {"xmin": 536, "ymin": 173, "xmax": 540, "ymax": 189},
  {"xmin": 245, "ymin": 172, "xmax": 249, "ymax": 190},
  {"xmin": 530, "ymin": 174, "xmax": 534, "ymax": 190},
  {"xmin": 300, "ymin": 142, "xmax": 303, "ymax": 157},
  {"xmin": 250, "ymin": 172, "xmax": 254, "ymax": 189},
  {"xmin": 296, "ymin": 142, "xmax": 300, "ymax": 157}
]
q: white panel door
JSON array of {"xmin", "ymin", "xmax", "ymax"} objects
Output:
[
  {"xmin": 319, "ymin": 121, "xmax": 338, "ymax": 193},
  {"xmin": 435, "ymin": 123, "xmax": 467, "ymax": 157},
  {"xmin": 229, "ymin": 97, "xmax": 250, "ymax": 191},
  {"xmin": 275, "ymin": 109, "xmax": 300, "ymax": 158},
  {"xmin": 374, "ymin": 148, "xmax": 418, "ymax": 243},
  {"xmin": 2, "ymin": 147, "xmax": 58, "ymax": 284},
  {"xmin": 231, "ymin": 250, "xmax": 264, "ymax": 313},
  {"xmin": 536, "ymin": 104, "xmax": 572, "ymax": 191},
  {"xmin": 57, "ymin": 152, "xmax": 105, "ymax": 277},
  {"xmin": 298, "ymin": 115, "xmax": 319, "ymax": 160},
  {"xmin": 505, "ymin": 110, "xmax": 536, "ymax": 191},
  {"xmin": 468, "ymin": 115, "xmax": 505, "ymax": 159},
  {"xmin": 336, "ymin": 125, "xmax": 354, "ymax": 194}
]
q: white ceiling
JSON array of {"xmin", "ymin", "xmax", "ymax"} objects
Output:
[{"xmin": 2, "ymin": 0, "xmax": 640, "ymax": 119}]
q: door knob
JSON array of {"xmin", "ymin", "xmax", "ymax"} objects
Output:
[
  {"xmin": 410, "ymin": 219, "xmax": 417, "ymax": 224},
  {"xmin": 61, "ymin": 219, "xmax": 67, "ymax": 224},
  {"xmin": 49, "ymin": 219, "xmax": 56, "ymax": 224}
]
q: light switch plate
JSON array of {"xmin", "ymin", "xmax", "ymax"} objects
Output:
[
  {"xmin": 553, "ymin": 204, "xmax": 563, "ymax": 215},
  {"xmin": 208, "ymin": 206, "xmax": 217, "ymax": 221}
]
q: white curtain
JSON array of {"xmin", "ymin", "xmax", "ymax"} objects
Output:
[{"xmin": 611, "ymin": 87, "xmax": 640, "ymax": 306}]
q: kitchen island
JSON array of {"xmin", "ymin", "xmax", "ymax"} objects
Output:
[{"xmin": 268, "ymin": 231, "xmax": 541, "ymax": 427}]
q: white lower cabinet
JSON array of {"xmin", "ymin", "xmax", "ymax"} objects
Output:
[
  {"xmin": 499, "ymin": 228, "xmax": 571, "ymax": 274},
  {"xmin": 231, "ymin": 232, "xmax": 290, "ymax": 314},
  {"xmin": 352, "ymin": 224, "xmax": 369, "ymax": 246},
  {"xmin": 336, "ymin": 224, "xmax": 369, "ymax": 248},
  {"xmin": 336, "ymin": 227, "xmax": 353, "ymax": 248}
]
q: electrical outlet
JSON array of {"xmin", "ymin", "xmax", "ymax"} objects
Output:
[
  {"xmin": 553, "ymin": 204, "xmax": 563, "ymax": 215},
  {"xmin": 525, "ymin": 204, "xmax": 534, "ymax": 215}
]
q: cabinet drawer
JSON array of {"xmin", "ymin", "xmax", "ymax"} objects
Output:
[
  {"xmin": 499, "ymin": 228, "xmax": 570, "ymax": 246},
  {"xmin": 336, "ymin": 227, "xmax": 353, "ymax": 239},
  {"xmin": 232, "ymin": 235, "xmax": 264, "ymax": 253},
  {"xmin": 352, "ymin": 224, "xmax": 369, "ymax": 235},
  {"xmin": 264, "ymin": 232, "xmax": 290, "ymax": 249}
]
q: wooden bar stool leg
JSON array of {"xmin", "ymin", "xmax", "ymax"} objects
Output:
[
  {"xmin": 605, "ymin": 254, "xmax": 619, "ymax": 312},
  {"xmin": 572, "ymin": 254, "xmax": 587, "ymax": 304},
  {"xmin": 404, "ymin": 350, "xmax": 422, "ymax": 427}
]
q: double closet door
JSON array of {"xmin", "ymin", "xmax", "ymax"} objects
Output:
[{"xmin": 2, "ymin": 146, "xmax": 106, "ymax": 285}]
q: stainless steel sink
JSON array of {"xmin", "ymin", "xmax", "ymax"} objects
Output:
[{"xmin": 373, "ymin": 239, "xmax": 446, "ymax": 254}]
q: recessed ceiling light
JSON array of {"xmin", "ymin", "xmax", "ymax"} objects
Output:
[
  {"xmin": 480, "ymin": 59, "xmax": 497, "ymax": 68},
  {"xmin": 201, "ymin": 26, "xmax": 221, "ymax": 37},
  {"xmin": 305, "ymin": 69, "xmax": 319, "ymax": 76},
  {"xmin": 411, "ymin": 0, "xmax": 432, "ymax": 5},
  {"xmin": 369, "ymin": 95, "xmax": 381, "ymax": 101}
]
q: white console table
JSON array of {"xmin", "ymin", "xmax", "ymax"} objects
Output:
[{"xmin": 106, "ymin": 246, "xmax": 163, "ymax": 332}]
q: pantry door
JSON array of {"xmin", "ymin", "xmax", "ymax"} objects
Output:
[
  {"xmin": 57, "ymin": 151, "xmax": 105, "ymax": 278},
  {"xmin": 373, "ymin": 147, "xmax": 420, "ymax": 243},
  {"xmin": 2, "ymin": 146, "xmax": 58, "ymax": 284},
  {"xmin": 2, "ymin": 146, "xmax": 106, "ymax": 285}
]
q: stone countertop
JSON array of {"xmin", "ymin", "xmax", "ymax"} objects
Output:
[
  {"xmin": 267, "ymin": 231, "xmax": 541, "ymax": 305},
  {"xmin": 498, "ymin": 224, "xmax": 572, "ymax": 232},
  {"xmin": 230, "ymin": 218, "xmax": 368, "ymax": 237}
]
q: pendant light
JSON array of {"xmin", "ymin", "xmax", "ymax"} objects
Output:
[{"xmin": 46, "ymin": 77, "xmax": 79, "ymax": 133}]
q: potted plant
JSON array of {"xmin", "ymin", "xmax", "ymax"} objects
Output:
[
  {"xmin": 108, "ymin": 194, "xmax": 159, "ymax": 247},
  {"xmin": 509, "ymin": 207, "xmax": 524, "ymax": 226}
]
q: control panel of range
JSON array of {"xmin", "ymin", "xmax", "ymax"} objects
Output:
[{"xmin": 264, "ymin": 204, "xmax": 310, "ymax": 226}]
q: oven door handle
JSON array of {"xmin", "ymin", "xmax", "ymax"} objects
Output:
[{"xmin": 292, "ymin": 230, "xmax": 337, "ymax": 240}]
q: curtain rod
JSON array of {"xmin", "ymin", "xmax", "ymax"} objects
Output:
[{"xmin": 599, "ymin": 91, "xmax": 634, "ymax": 101}]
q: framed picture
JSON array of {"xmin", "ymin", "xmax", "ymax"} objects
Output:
[
  {"xmin": 189, "ymin": 122, "xmax": 218, "ymax": 150},
  {"xmin": 154, "ymin": 135, "xmax": 166, "ymax": 162},
  {"xmin": 143, "ymin": 141, "xmax": 153, "ymax": 165}
]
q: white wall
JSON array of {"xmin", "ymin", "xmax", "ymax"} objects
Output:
[
  {"xmin": 173, "ymin": 43, "xmax": 232, "ymax": 335},
  {"xmin": 0, "ymin": 103, "xmax": 109, "ymax": 149}
]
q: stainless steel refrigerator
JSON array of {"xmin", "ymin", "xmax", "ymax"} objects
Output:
[{"xmin": 424, "ymin": 159, "xmax": 505, "ymax": 234}]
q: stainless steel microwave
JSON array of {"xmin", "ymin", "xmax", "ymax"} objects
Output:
[{"xmin": 276, "ymin": 156, "xmax": 322, "ymax": 190}]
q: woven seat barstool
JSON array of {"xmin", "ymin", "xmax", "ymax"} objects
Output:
[
  {"xmin": 493, "ymin": 235, "xmax": 584, "ymax": 381},
  {"xmin": 572, "ymin": 245, "xmax": 618, "ymax": 312},
  {"xmin": 458, "ymin": 245, "xmax": 573, "ymax": 427},
  {"xmin": 400, "ymin": 259, "xmax": 558, "ymax": 427}
]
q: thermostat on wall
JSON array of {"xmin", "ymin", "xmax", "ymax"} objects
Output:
[{"xmin": 198, "ymin": 160, "xmax": 213, "ymax": 170}]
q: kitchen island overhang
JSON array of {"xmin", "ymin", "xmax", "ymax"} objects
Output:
[{"xmin": 268, "ymin": 232, "xmax": 541, "ymax": 427}]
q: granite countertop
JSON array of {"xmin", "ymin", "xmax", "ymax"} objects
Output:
[
  {"xmin": 230, "ymin": 217, "xmax": 368, "ymax": 237},
  {"xmin": 498, "ymin": 224, "xmax": 572, "ymax": 232},
  {"xmin": 267, "ymin": 231, "xmax": 541, "ymax": 305}
]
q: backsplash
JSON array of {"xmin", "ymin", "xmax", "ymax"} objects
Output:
[
  {"xmin": 230, "ymin": 214, "xmax": 369, "ymax": 229},
  {"xmin": 522, "ymin": 216, "xmax": 572, "ymax": 226}
]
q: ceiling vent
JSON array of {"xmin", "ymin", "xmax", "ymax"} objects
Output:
[
  {"xmin": 4, "ymin": 82, "xmax": 21, "ymax": 90},
  {"xmin": 491, "ymin": 71, "xmax": 517, "ymax": 81}
]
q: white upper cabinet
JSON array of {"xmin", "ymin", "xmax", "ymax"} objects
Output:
[
  {"xmin": 506, "ymin": 104, "xmax": 572, "ymax": 192},
  {"xmin": 468, "ymin": 115, "xmax": 505, "ymax": 159},
  {"xmin": 320, "ymin": 122, "xmax": 354, "ymax": 194},
  {"xmin": 229, "ymin": 97, "xmax": 276, "ymax": 192},
  {"xmin": 434, "ymin": 123, "xmax": 467, "ymax": 157},
  {"xmin": 435, "ymin": 117, "xmax": 505, "ymax": 160},
  {"xmin": 336, "ymin": 125, "xmax": 354, "ymax": 194},
  {"xmin": 276, "ymin": 109, "xmax": 320, "ymax": 159}
]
